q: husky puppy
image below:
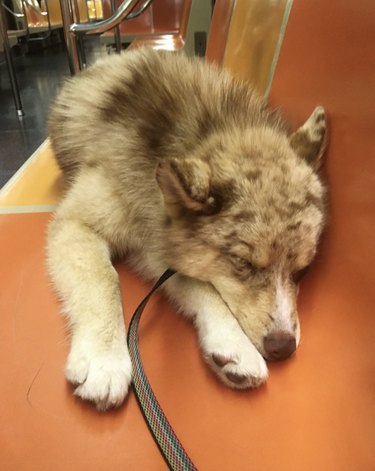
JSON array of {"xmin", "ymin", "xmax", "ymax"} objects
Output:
[{"xmin": 48, "ymin": 48, "xmax": 327, "ymax": 411}]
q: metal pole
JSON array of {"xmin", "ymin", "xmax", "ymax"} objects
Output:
[
  {"xmin": 59, "ymin": 0, "xmax": 81, "ymax": 74},
  {"xmin": 71, "ymin": 0, "xmax": 86, "ymax": 68},
  {"xmin": 111, "ymin": 0, "xmax": 122, "ymax": 53},
  {"xmin": 0, "ymin": 2, "xmax": 24, "ymax": 116}
]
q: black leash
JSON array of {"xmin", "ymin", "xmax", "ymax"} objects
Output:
[{"xmin": 127, "ymin": 270, "xmax": 198, "ymax": 471}]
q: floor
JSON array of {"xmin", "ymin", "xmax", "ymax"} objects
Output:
[
  {"xmin": 1, "ymin": 0, "xmax": 375, "ymax": 469},
  {"xmin": 0, "ymin": 37, "xmax": 104, "ymax": 188}
]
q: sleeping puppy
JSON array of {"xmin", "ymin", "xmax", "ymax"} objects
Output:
[{"xmin": 47, "ymin": 47, "xmax": 327, "ymax": 410}]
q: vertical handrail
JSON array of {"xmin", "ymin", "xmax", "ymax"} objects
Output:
[
  {"xmin": 20, "ymin": 0, "xmax": 31, "ymax": 40},
  {"xmin": 110, "ymin": 0, "xmax": 122, "ymax": 53},
  {"xmin": 42, "ymin": 0, "xmax": 52, "ymax": 38},
  {"xmin": 71, "ymin": 0, "xmax": 87, "ymax": 68},
  {"xmin": 60, "ymin": 0, "xmax": 80, "ymax": 74},
  {"xmin": 0, "ymin": 1, "xmax": 24, "ymax": 116}
]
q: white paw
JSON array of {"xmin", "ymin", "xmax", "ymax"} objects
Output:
[
  {"xmin": 202, "ymin": 330, "xmax": 268, "ymax": 389},
  {"xmin": 65, "ymin": 338, "xmax": 132, "ymax": 411}
]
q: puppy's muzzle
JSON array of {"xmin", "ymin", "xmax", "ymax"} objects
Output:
[{"xmin": 263, "ymin": 331, "xmax": 296, "ymax": 361}]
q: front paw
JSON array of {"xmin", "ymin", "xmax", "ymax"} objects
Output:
[
  {"xmin": 203, "ymin": 336, "xmax": 268, "ymax": 389},
  {"xmin": 65, "ymin": 338, "xmax": 132, "ymax": 411}
]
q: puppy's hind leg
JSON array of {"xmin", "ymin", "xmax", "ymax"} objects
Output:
[{"xmin": 47, "ymin": 213, "xmax": 132, "ymax": 411}]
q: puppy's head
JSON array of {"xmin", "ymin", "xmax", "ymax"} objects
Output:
[{"xmin": 156, "ymin": 116, "xmax": 327, "ymax": 361}]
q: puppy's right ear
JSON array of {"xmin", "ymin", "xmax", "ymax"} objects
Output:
[
  {"xmin": 289, "ymin": 106, "xmax": 327, "ymax": 171},
  {"xmin": 156, "ymin": 158, "xmax": 218, "ymax": 217}
]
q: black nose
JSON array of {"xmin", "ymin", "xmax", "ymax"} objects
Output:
[{"xmin": 263, "ymin": 331, "xmax": 296, "ymax": 361}]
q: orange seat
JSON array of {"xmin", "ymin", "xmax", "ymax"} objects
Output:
[
  {"xmin": 128, "ymin": 0, "xmax": 192, "ymax": 51},
  {"xmin": 1, "ymin": 0, "xmax": 374, "ymax": 469},
  {"xmin": 101, "ymin": 0, "xmax": 191, "ymax": 44}
]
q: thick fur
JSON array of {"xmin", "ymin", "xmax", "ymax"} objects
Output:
[{"xmin": 47, "ymin": 48, "xmax": 327, "ymax": 410}]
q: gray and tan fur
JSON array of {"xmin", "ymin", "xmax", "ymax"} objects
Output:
[{"xmin": 48, "ymin": 48, "xmax": 327, "ymax": 411}]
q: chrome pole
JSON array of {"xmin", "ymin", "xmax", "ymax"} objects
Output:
[
  {"xmin": 59, "ymin": 0, "xmax": 80, "ymax": 74},
  {"xmin": 110, "ymin": 0, "xmax": 122, "ymax": 53},
  {"xmin": 72, "ymin": 0, "xmax": 87, "ymax": 68},
  {"xmin": 0, "ymin": 1, "xmax": 24, "ymax": 116}
]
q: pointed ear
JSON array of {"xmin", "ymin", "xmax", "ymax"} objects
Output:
[
  {"xmin": 289, "ymin": 106, "xmax": 327, "ymax": 170},
  {"xmin": 156, "ymin": 158, "xmax": 219, "ymax": 216}
]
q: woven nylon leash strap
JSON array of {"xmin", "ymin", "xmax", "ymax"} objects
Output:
[{"xmin": 127, "ymin": 270, "xmax": 198, "ymax": 471}]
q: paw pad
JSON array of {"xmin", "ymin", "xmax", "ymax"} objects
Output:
[
  {"xmin": 212, "ymin": 354, "xmax": 235, "ymax": 367},
  {"xmin": 225, "ymin": 372, "xmax": 248, "ymax": 385}
]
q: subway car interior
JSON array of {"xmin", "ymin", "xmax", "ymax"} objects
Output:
[{"xmin": 0, "ymin": 0, "xmax": 374, "ymax": 469}]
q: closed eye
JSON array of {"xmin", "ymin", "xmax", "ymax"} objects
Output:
[
  {"xmin": 229, "ymin": 255, "xmax": 263, "ymax": 275},
  {"xmin": 230, "ymin": 255, "xmax": 252, "ymax": 270}
]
